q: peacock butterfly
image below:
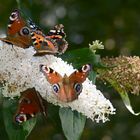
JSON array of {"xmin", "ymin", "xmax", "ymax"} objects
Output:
[
  {"xmin": 30, "ymin": 24, "xmax": 68, "ymax": 56},
  {"xmin": 0, "ymin": 9, "xmax": 32, "ymax": 48},
  {"xmin": 14, "ymin": 88, "xmax": 47, "ymax": 123},
  {"xmin": 40, "ymin": 64, "xmax": 92, "ymax": 102}
]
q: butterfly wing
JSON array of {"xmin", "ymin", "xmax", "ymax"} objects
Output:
[
  {"xmin": 0, "ymin": 9, "xmax": 31, "ymax": 48},
  {"xmin": 40, "ymin": 64, "xmax": 62, "ymax": 84},
  {"xmin": 14, "ymin": 88, "xmax": 47, "ymax": 123},
  {"xmin": 40, "ymin": 65, "xmax": 70, "ymax": 101},
  {"xmin": 35, "ymin": 89, "xmax": 48, "ymax": 118},
  {"xmin": 47, "ymin": 24, "xmax": 66, "ymax": 39},
  {"xmin": 40, "ymin": 64, "xmax": 91, "ymax": 102},
  {"xmin": 27, "ymin": 19, "xmax": 42, "ymax": 31},
  {"xmin": 69, "ymin": 64, "xmax": 92, "ymax": 83},
  {"xmin": 46, "ymin": 24, "xmax": 68, "ymax": 54},
  {"xmin": 60, "ymin": 64, "xmax": 92, "ymax": 101},
  {"xmin": 31, "ymin": 30, "xmax": 59, "ymax": 56}
]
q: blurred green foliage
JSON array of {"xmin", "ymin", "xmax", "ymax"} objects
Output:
[{"xmin": 0, "ymin": 0, "xmax": 140, "ymax": 140}]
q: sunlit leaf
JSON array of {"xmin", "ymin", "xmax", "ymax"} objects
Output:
[
  {"xmin": 59, "ymin": 108, "xmax": 86, "ymax": 140},
  {"xmin": 3, "ymin": 98, "xmax": 36, "ymax": 140},
  {"xmin": 119, "ymin": 91, "xmax": 140, "ymax": 116}
]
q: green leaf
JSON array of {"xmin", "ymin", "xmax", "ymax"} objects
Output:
[
  {"xmin": 3, "ymin": 98, "xmax": 36, "ymax": 140},
  {"xmin": 59, "ymin": 108, "xmax": 86, "ymax": 140},
  {"xmin": 61, "ymin": 48, "xmax": 109, "ymax": 70},
  {"xmin": 119, "ymin": 91, "xmax": 140, "ymax": 116},
  {"xmin": 61, "ymin": 48, "xmax": 97, "ymax": 67},
  {"xmin": 104, "ymin": 79, "xmax": 140, "ymax": 116},
  {"xmin": 89, "ymin": 70, "xmax": 96, "ymax": 84}
]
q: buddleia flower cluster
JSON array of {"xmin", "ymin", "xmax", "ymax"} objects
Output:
[{"xmin": 0, "ymin": 41, "xmax": 115, "ymax": 123}]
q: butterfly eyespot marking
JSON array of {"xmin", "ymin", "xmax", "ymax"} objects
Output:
[
  {"xmin": 10, "ymin": 11, "xmax": 18, "ymax": 21},
  {"xmin": 40, "ymin": 65, "xmax": 54, "ymax": 74},
  {"xmin": 40, "ymin": 65, "xmax": 50, "ymax": 73},
  {"xmin": 74, "ymin": 83, "xmax": 82, "ymax": 95},
  {"xmin": 20, "ymin": 27, "xmax": 30, "ymax": 36},
  {"xmin": 82, "ymin": 64, "xmax": 91, "ymax": 72},
  {"xmin": 52, "ymin": 84, "xmax": 60, "ymax": 94},
  {"xmin": 15, "ymin": 114, "xmax": 27, "ymax": 123}
]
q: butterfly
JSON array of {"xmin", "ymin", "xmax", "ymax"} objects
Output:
[
  {"xmin": 40, "ymin": 64, "xmax": 92, "ymax": 102},
  {"xmin": 0, "ymin": 9, "xmax": 32, "ymax": 48},
  {"xmin": 14, "ymin": 88, "xmax": 47, "ymax": 123},
  {"xmin": 30, "ymin": 24, "xmax": 68, "ymax": 56},
  {"xmin": 46, "ymin": 24, "xmax": 68, "ymax": 54}
]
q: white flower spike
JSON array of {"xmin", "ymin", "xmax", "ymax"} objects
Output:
[{"xmin": 0, "ymin": 41, "xmax": 115, "ymax": 123}]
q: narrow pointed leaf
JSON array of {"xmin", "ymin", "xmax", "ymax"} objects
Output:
[{"xmin": 119, "ymin": 91, "xmax": 140, "ymax": 115}]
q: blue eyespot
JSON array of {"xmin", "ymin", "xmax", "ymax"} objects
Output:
[
  {"xmin": 74, "ymin": 83, "xmax": 82, "ymax": 95},
  {"xmin": 20, "ymin": 27, "xmax": 30, "ymax": 36},
  {"xmin": 52, "ymin": 84, "xmax": 60, "ymax": 94}
]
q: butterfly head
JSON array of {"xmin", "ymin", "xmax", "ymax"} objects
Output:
[{"xmin": 50, "ymin": 83, "xmax": 82, "ymax": 102}]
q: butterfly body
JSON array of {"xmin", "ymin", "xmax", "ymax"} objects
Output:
[
  {"xmin": 15, "ymin": 88, "xmax": 47, "ymax": 123},
  {"xmin": 0, "ymin": 9, "xmax": 31, "ymax": 48},
  {"xmin": 40, "ymin": 64, "xmax": 91, "ymax": 102},
  {"xmin": 55, "ymin": 74, "xmax": 81, "ymax": 102}
]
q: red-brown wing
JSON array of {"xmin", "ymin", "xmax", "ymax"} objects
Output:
[
  {"xmin": 0, "ymin": 35, "xmax": 31, "ymax": 48},
  {"xmin": 69, "ymin": 64, "xmax": 92, "ymax": 83},
  {"xmin": 47, "ymin": 24, "xmax": 66, "ymax": 38},
  {"xmin": 46, "ymin": 24, "xmax": 68, "ymax": 54},
  {"xmin": 0, "ymin": 9, "xmax": 31, "ymax": 48},
  {"xmin": 40, "ymin": 64, "xmax": 62, "ymax": 84},
  {"xmin": 14, "ymin": 88, "xmax": 47, "ymax": 123},
  {"xmin": 7, "ymin": 9, "xmax": 26, "ymax": 35}
]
